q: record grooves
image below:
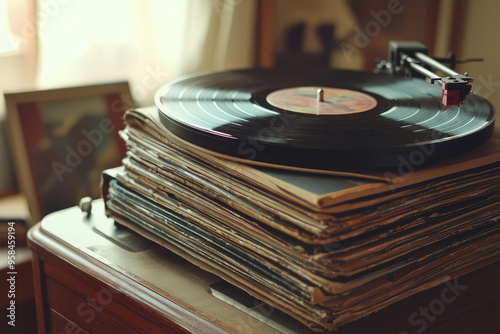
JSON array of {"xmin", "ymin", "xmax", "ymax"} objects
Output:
[{"xmin": 155, "ymin": 68, "xmax": 496, "ymax": 170}]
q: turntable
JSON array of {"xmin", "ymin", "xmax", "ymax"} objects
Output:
[{"xmin": 155, "ymin": 41, "xmax": 495, "ymax": 171}]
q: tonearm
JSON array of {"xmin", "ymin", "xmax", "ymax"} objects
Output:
[{"xmin": 376, "ymin": 41, "xmax": 482, "ymax": 109}]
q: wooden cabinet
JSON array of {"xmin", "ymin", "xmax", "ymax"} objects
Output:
[
  {"xmin": 29, "ymin": 200, "xmax": 500, "ymax": 334},
  {"xmin": 28, "ymin": 201, "xmax": 282, "ymax": 334}
]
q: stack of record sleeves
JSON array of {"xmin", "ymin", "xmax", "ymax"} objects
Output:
[{"xmin": 102, "ymin": 104, "xmax": 500, "ymax": 332}]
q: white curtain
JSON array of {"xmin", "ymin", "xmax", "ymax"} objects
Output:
[
  {"xmin": 0, "ymin": 0, "xmax": 37, "ymax": 194},
  {"xmin": 36, "ymin": 0, "xmax": 258, "ymax": 106}
]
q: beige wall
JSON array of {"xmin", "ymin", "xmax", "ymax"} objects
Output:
[{"xmin": 453, "ymin": 0, "xmax": 500, "ymax": 112}]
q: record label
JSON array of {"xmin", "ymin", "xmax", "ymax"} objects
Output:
[{"xmin": 266, "ymin": 87, "xmax": 378, "ymax": 115}]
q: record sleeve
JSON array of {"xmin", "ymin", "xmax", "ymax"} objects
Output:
[{"xmin": 125, "ymin": 106, "xmax": 500, "ymax": 209}]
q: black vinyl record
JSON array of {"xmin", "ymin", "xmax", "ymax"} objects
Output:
[{"xmin": 155, "ymin": 68, "xmax": 496, "ymax": 170}]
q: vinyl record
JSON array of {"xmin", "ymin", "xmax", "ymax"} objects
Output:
[{"xmin": 155, "ymin": 68, "xmax": 496, "ymax": 170}]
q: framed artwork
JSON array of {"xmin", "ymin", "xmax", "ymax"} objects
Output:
[{"xmin": 5, "ymin": 81, "xmax": 134, "ymax": 224}]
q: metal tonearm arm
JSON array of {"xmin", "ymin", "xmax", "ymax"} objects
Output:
[
  {"xmin": 376, "ymin": 41, "xmax": 482, "ymax": 107},
  {"xmin": 404, "ymin": 51, "xmax": 473, "ymax": 107}
]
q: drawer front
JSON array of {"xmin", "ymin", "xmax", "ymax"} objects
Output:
[
  {"xmin": 43, "ymin": 261, "xmax": 191, "ymax": 334},
  {"xmin": 49, "ymin": 308, "xmax": 90, "ymax": 334},
  {"xmin": 46, "ymin": 277, "xmax": 136, "ymax": 334}
]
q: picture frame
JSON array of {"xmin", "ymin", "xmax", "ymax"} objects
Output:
[{"xmin": 4, "ymin": 81, "xmax": 134, "ymax": 224}]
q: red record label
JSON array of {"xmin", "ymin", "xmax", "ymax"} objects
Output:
[{"xmin": 266, "ymin": 87, "xmax": 378, "ymax": 115}]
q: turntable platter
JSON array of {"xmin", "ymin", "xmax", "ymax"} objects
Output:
[{"xmin": 155, "ymin": 68, "xmax": 496, "ymax": 170}]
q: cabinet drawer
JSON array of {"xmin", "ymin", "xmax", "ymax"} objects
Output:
[
  {"xmin": 49, "ymin": 308, "xmax": 90, "ymax": 334},
  {"xmin": 43, "ymin": 261, "xmax": 189, "ymax": 333},
  {"xmin": 46, "ymin": 277, "xmax": 136, "ymax": 334}
]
